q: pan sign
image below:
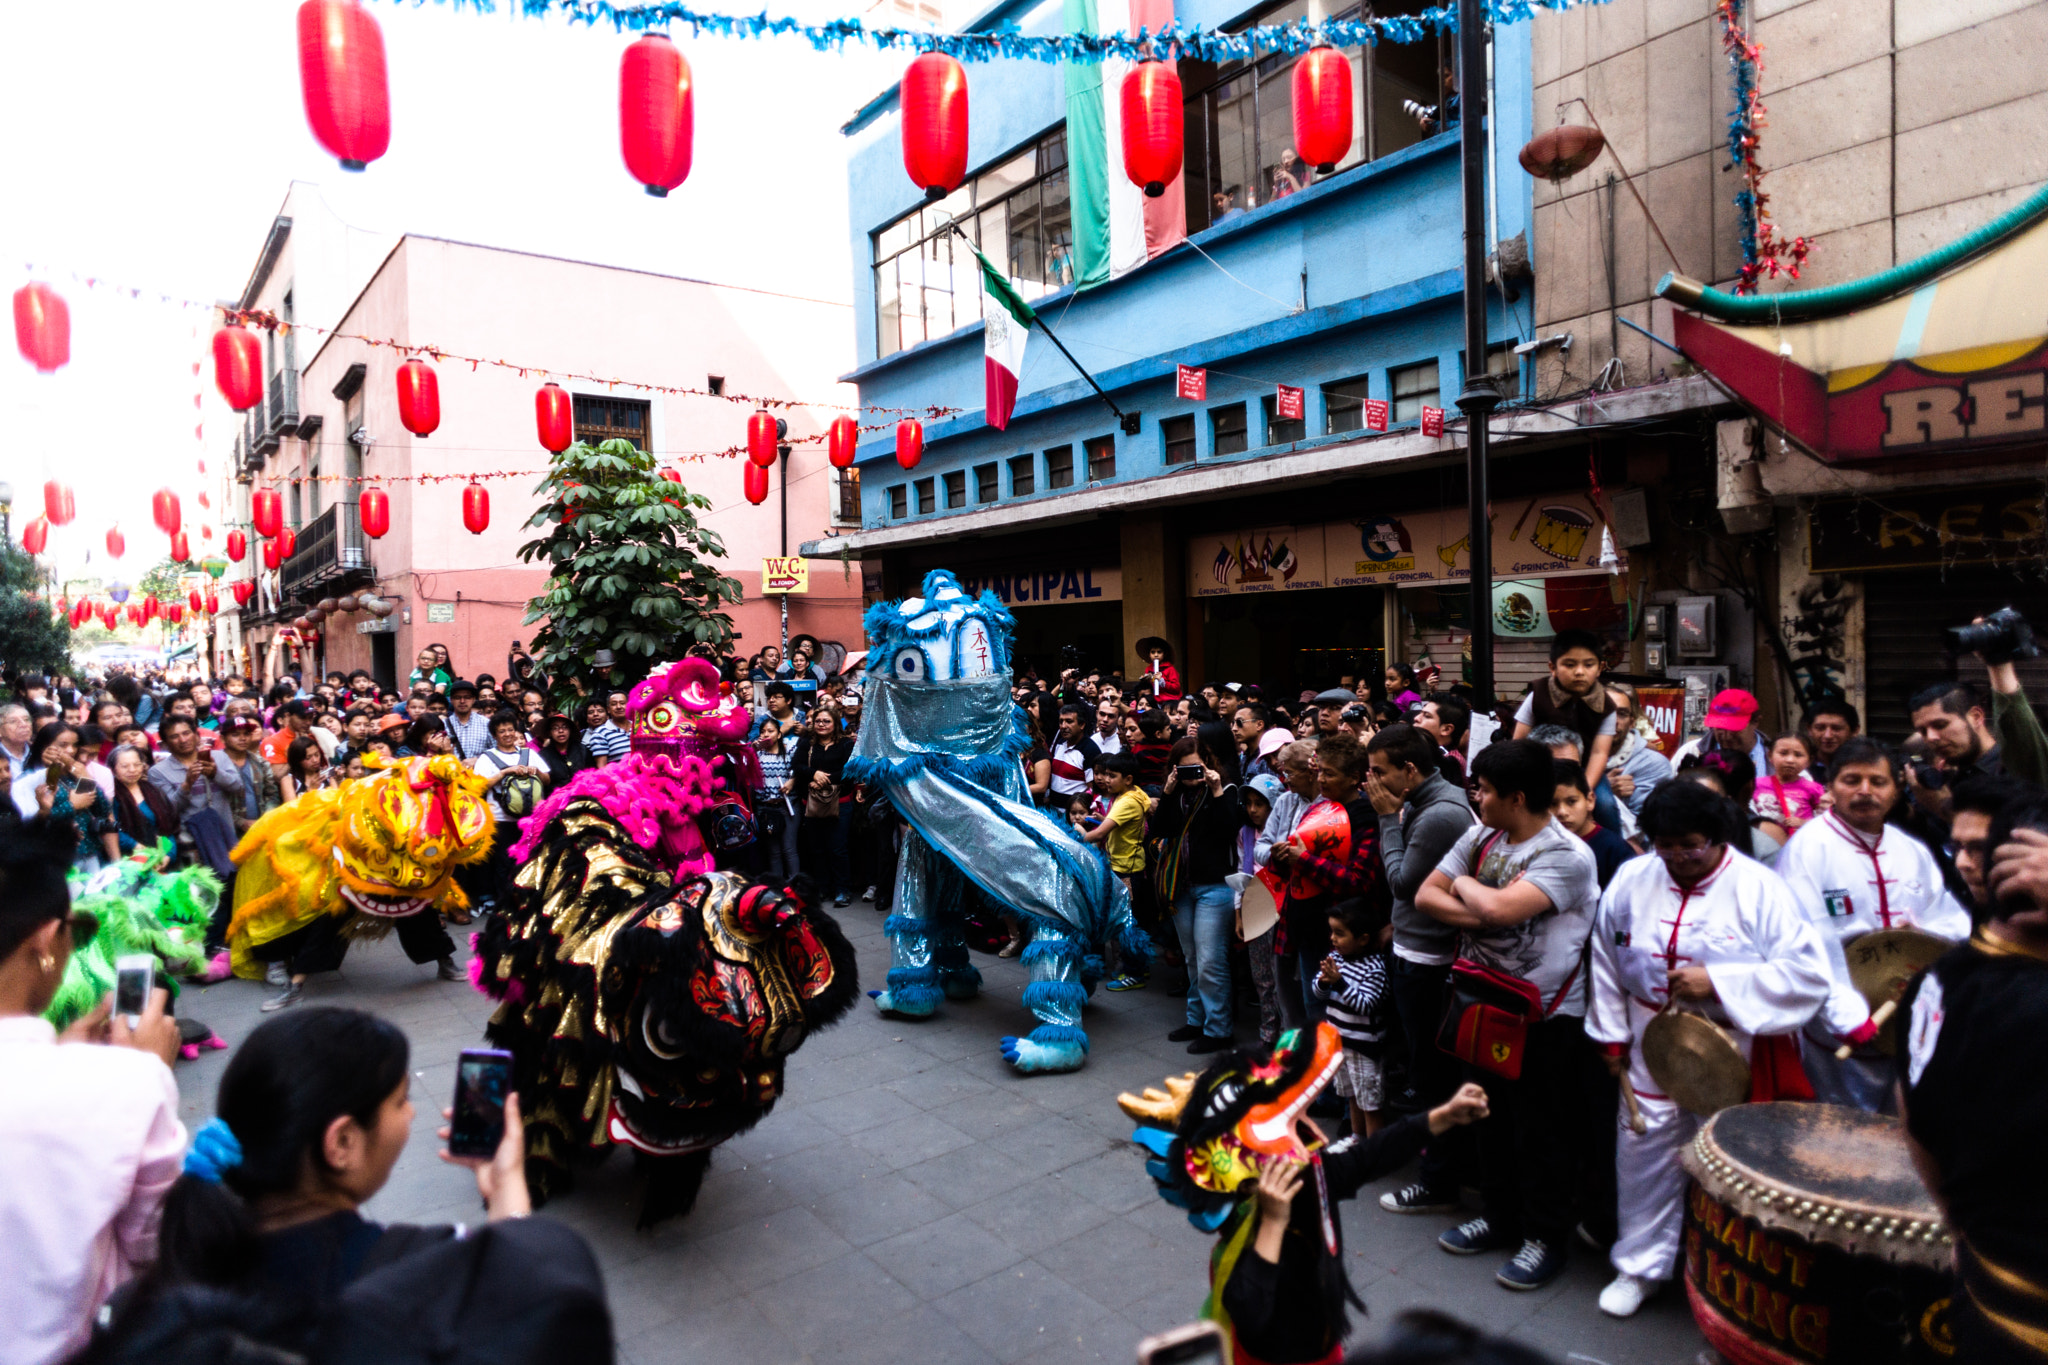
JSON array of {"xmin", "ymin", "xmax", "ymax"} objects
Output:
[{"xmin": 762, "ymin": 557, "xmax": 809, "ymax": 594}]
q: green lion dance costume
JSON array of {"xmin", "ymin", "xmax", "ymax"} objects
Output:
[{"xmin": 44, "ymin": 856, "xmax": 226, "ymax": 1059}]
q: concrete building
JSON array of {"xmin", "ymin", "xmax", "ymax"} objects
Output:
[{"xmin": 216, "ymin": 189, "xmax": 863, "ymax": 690}]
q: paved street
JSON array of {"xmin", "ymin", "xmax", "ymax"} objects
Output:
[{"xmin": 171, "ymin": 906, "xmax": 1708, "ymax": 1365}]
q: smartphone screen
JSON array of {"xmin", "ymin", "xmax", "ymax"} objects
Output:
[
  {"xmin": 449, "ymin": 1048, "xmax": 514, "ymax": 1158},
  {"xmin": 114, "ymin": 954, "xmax": 154, "ymax": 1022},
  {"xmin": 1136, "ymin": 1322, "xmax": 1226, "ymax": 1365}
]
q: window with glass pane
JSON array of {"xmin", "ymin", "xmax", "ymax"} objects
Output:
[
  {"xmin": 1323, "ymin": 376, "xmax": 1371, "ymax": 434},
  {"xmin": 1161, "ymin": 414, "xmax": 1197, "ymax": 465},
  {"xmin": 915, "ymin": 477, "xmax": 936, "ymax": 514},
  {"xmin": 1391, "ymin": 362, "xmax": 1440, "ymax": 423},
  {"xmin": 1486, "ymin": 344, "xmax": 1522, "ymax": 401},
  {"xmin": 1009, "ymin": 454, "xmax": 1035, "ymax": 496},
  {"xmin": 1045, "ymin": 445, "xmax": 1075, "ymax": 489},
  {"xmin": 1084, "ymin": 435, "xmax": 1116, "ymax": 482},
  {"xmin": 835, "ymin": 467, "xmax": 861, "ymax": 522},
  {"xmin": 574, "ymin": 394, "xmax": 650, "ymax": 449},
  {"xmin": 975, "ymin": 462, "xmax": 999, "ymax": 502},
  {"xmin": 889, "ymin": 484, "xmax": 908, "ymax": 519},
  {"xmin": 873, "ymin": 129, "xmax": 1074, "ymax": 358},
  {"xmin": 944, "ymin": 470, "xmax": 966, "ymax": 508},
  {"xmin": 1262, "ymin": 395, "xmax": 1306, "ymax": 445},
  {"xmin": 1211, "ymin": 404, "xmax": 1248, "ymax": 456}
]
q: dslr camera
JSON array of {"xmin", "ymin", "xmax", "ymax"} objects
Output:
[
  {"xmin": 1403, "ymin": 99, "xmax": 1438, "ymax": 123},
  {"xmin": 1945, "ymin": 606, "xmax": 2040, "ymax": 665}
]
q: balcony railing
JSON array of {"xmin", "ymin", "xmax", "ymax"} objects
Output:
[
  {"xmin": 265, "ymin": 369, "xmax": 300, "ymax": 441},
  {"xmin": 279, "ymin": 500, "xmax": 373, "ymax": 602}
]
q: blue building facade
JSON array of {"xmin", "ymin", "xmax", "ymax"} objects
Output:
[{"xmin": 808, "ymin": 0, "xmax": 1550, "ymax": 693}]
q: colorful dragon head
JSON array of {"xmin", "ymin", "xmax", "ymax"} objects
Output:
[
  {"xmin": 1120, "ymin": 1022, "xmax": 1346, "ymax": 1230},
  {"xmin": 334, "ymin": 755, "xmax": 495, "ymax": 917},
  {"xmin": 629, "ymin": 656, "xmax": 753, "ymax": 760},
  {"xmin": 863, "ymin": 569, "xmax": 1014, "ymax": 685}
]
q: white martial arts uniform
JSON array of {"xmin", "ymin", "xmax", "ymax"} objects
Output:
[
  {"xmin": 1774, "ymin": 812, "xmax": 1970, "ymax": 1111},
  {"xmin": 1586, "ymin": 848, "xmax": 1833, "ymax": 1282}
]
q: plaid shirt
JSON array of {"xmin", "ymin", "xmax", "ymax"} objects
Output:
[{"xmin": 1282, "ymin": 796, "xmax": 1388, "ymax": 959}]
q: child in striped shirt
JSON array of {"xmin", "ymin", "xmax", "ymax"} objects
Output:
[{"xmin": 1314, "ymin": 896, "xmax": 1389, "ymax": 1137}]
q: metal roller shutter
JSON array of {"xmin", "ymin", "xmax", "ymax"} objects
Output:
[{"xmin": 1861, "ymin": 568, "xmax": 2048, "ymax": 741}]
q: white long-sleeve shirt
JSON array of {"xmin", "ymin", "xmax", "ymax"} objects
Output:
[
  {"xmin": 1587, "ymin": 848, "xmax": 1833, "ymax": 1101},
  {"xmin": 1774, "ymin": 813, "xmax": 1971, "ymax": 1038}
]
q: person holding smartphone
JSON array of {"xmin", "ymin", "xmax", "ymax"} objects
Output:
[{"xmin": 10, "ymin": 722, "xmax": 120, "ymax": 869}]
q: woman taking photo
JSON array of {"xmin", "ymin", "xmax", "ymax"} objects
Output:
[
  {"xmin": 279, "ymin": 737, "xmax": 331, "ymax": 804},
  {"xmin": 790, "ymin": 707, "xmax": 854, "ymax": 906},
  {"xmin": 752, "ymin": 716, "xmax": 800, "ymax": 881},
  {"xmin": 109, "ymin": 743, "xmax": 181, "ymax": 857},
  {"xmin": 1149, "ymin": 735, "xmax": 1247, "ymax": 1055},
  {"xmin": 10, "ymin": 723, "xmax": 119, "ymax": 869}
]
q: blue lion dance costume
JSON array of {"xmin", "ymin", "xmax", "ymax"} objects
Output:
[{"xmin": 848, "ymin": 570, "xmax": 1149, "ymax": 1074}]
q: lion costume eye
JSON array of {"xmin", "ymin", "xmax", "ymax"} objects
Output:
[
  {"xmin": 892, "ymin": 647, "xmax": 927, "ymax": 681},
  {"xmin": 645, "ymin": 703, "xmax": 679, "ymax": 734}
]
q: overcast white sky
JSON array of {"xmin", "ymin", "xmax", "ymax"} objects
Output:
[{"xmin": 0, "ymin": 0, "xmax": 901, "ymax": 580}]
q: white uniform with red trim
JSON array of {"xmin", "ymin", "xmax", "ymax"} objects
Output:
[
  {"xmin": 1775, "ymin": 812, "xmax": 1970, "ymax": 1111},
  {"xmin": 1587, "ymin": 848, "xmax": 1833, "ymax": 1281}
]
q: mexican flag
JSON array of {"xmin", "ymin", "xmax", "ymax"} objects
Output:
[
  {"xmin": 1063, "ymin": 0, "xmax": 1185, "ymax": 287},
  {"xmin": 967, "ymin": 237, "xmax": 1035, "ymax": 431}
]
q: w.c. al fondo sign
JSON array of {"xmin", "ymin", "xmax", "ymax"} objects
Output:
[
  {"xmin": 761, "ymin": 557, "xmax": 809, "ymax": 594},
  {"xmin": 955, "ymin": 564, "xmax": 1121, "ymax": 606}
]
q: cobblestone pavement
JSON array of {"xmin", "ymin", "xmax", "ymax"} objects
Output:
[{"xmin": 171, "ymin": 905, "xmax": 1707, "ymax": 1365}]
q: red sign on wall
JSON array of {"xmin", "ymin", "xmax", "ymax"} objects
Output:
[
  {"xmin": 1176, "ymin": 365, "xmax": 1207, "ymax": 401},
  {"xmin": 1421, "ymin": 405, "xmax": 1446, "ymax": 437},
  {"xmin": 1364, "ymin": 398, "xmax": 1390, "ymax": 432},
  {"xmin": 1275, "ymin": 385, "xmax": 1303, "ymax": 421}
]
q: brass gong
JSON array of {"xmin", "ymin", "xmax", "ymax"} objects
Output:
[
  {"xmin": 1642, "ymin": 1009, "xmax": 1750, "ymax": 1117},
  {"xmin": 1844, "ymin": 929, "xmax": 1950, "ymax": 1057}
]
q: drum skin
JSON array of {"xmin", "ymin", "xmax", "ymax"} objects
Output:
[{"xmin": 1681, "ymin": 1103, "xmax": 1956, "ymax": 1363}]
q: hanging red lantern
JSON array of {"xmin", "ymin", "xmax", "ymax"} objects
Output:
[
  {"xmin": 659, "ymin": 469, "xmax": 682, "ymax": 484},
  {"xmin": 747, "ymin": 410, "xmax": 778, "ymax": 468},
  {"xmin": 105, "ymin": 525, "xmax": 125, "ymax": 559},
  {"xmin": 251, "ymin": 488, "xmax": 283, "ymax": 538},
  {"xmin": 297, "ymin": 0, "xmax": 390, "ymax": 171},
  {"xmin": 535, "ymin": 382, "xmax": 573, "ymax": 453},
  {"xmin": 167, "ymin": 603, "xmax": 185, "ymax": 625},
  {"xmin": 559, "ymin": 482, "xmax": 584, "ymax": 520},
  {"xmin": 900, "ymin": 53, "xmax": 969, "ymax": 201},
  {"xmin": 13, "ymin": 283, "xmax": 70, "ymax": 373},
  {"xmin": 125, "ymin": 604, "xmax": 143, "ymax": 627},
  {"xmin": 895, "ymin": 418, "xmax": 924, "ymax": 470},
  {"xmin": 462, "ymin": 483, "xmax": 489, "ymax": 535},
  {"xmin": 206, "ymin": 590, "xmax": 220, "ymax": 614},
  {"xmin": 263, "ymin": 539, "xmax": 281, "ymax": 570},
  {"xmin": 1120, "ymin": 62, "xmax": 1184, "ymax": 197},
  {"xmin": 1292, "ymin": 47, "xmax": 1353, "ymax": 175},
  {"xmin": 619, "ymin": 34, "xmax": 694, "ymax": 197},
  {"xmin": 197, "ymin": 492, "xmax": 210, "ymax": 510},
  {"xmin": 21, "ymin": 517, "xmax": 47, "ymax": 556},
  {"xmin": 233, "ymin": 580, "xmax": 256, "ymax": 606},
  {"xmin": 743, "ymin": 461, "xmax": 770, "ymax": 506},
  {"xmin": 213, "ymin": 327, "xmax": 264, "ymax": 411},
  {"xmin": 142, "ymin": 597, "xmax": 159, "ymax": 624},
  {"xmin": 396, "ymin": 358, "xmax": 440, "ymax": 437},
  {"xmin": 226, "ymin": 529, "xmax": 247, "ymax": 562},
  {"xmin": 360, "ymin": 487, "xmax": 390, "ymax": 539},
  {"xmin": 828, "ymin": 415, "xmax": 858, "ymax": 468},
  {"xmin": 43, "ymin": 481, "xmax": 74, "ymax": 527},
  {"xmin": 188, "ymin": 589, "xmax": 202, "ymax": 612},
  {"xmin": 151, "ymin": 488, "xmax": 181, "ymax": 536},
  {"xmin": 276, "ymin": 527, "xmax": 298, "ymax": 560},
  {"xmin": 169, "ymin": 530, "xmax": 191, "ymax": 563}
]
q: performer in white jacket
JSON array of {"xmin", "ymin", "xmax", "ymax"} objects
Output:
[
  {"xmin": 1587, "ymin": 780, "xmax": 1833, "ymax": 1319},
  {"xmin": 1773, "ymin": 738, "xmax": 1970, "ymax": 1113}
]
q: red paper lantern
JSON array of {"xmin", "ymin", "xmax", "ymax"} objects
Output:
[
  {"xmin": 43, "ymin": 481, "xmax": 74, "ymax": 527},
  {"xmin": 13, "ymin": 283, "xmax": 69, "ymax": 373},
  {"xmin": 900, "ymin": 53, "xmax": 968, "ymax": 201},
  {"xmin": 151, "ymin": 487, "xmax": 181, "ymax": 536},
  {"xmin": 233, "ymin": 580, "xmax": 256, "ymax": 606},
  {"xmin": 743, "ymin": 461, "xmax": 770, "ymax": 506},
  {"xmin": 297, "ymin": 0, "xmax": 390, "ymax": 171},
  {"xmin": 21, "ymin": 517, "xmax": 47, "ymax": 556},
  {"xmin": 169, "ymin": 530, "xmax": 190, "ymax": 563},
  {"xmin": 535, "ymin": 383, "xmax": 573, "ymax": 453},
  {"xmin": 747, "ymin": 410, "xmax": 778, "ymax": 468},
  {"xmin": 188, "ymin": 589, "xmax": 202, "ymax": 611},
  {"xmin": 396, "ymin": 358, "xmax": 440, "ymax": 437},
  {"xmin": 276, "ymin": 527, "xmax": 298, "ymax": 560},
  {"xmin": 1292, "ymin": 47, "xmax": 1353, "ymax": 175},
  {"xmin": 227, "ymin": 529, "xmax": 247, "ymax": 562},
  {"xmin": 828, "ymin": 415, "xmax": 858, "ymax": 468},
  {"xmin": 895, "ymin": 419, "xmax": 924, "ymax": 470},
  {"xmin": 263, "ymin": 539, "xmax": 281, "ymax": 570},
  {"xmin": 167, "ymin": 604, "xmax": 185, "ymax": 624},
  {"xmin": 659, "ymin": 469, "xmax": 682, "ymax": 484},
  {"xmin": 619, "ymin": 34, "xmax": 693, "ymax": 197},
  {"xmin": 206, "ymin": 590, "xmax": 220, "ymax": 614},
  {"xmin": 105, "ymin": 526, "xmax": 125, "ymax": 559},
  {"xmin": 462, "ymin": 483, "xmax": 489, "ymax": 535},
  {"xmin": 126, "ymin": 605, "xmax": 143, "ymax": 627},
  {"xmin": 144, "ymin": 597, "xmax": 161, "ymax": 623},
  {"xmin": 360, "ymin": 487, "xmax": 390, "ymax": 539},
  {"xmin": 1121, "ymin": 62, "xmax": 1184, "ymax": 197},
  {"xmin": 213, "ymin": 327, "xmax": 265, "ymax": 411},
  {"xmin": 251, "ymin": 488, "xmax": 283, "ymax": 538}
]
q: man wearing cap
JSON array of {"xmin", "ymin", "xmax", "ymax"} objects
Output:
[
  {"xmin": 1313, "ymin": 687, "xmax": 1358, "ymax": 739},
  {"xmin": 444, "ymin": 680, "xmax": 492, "ymax": 762},
  {"xmin": 1673, "ymin": 688, "xmax": 1769, "ymax": 777},
  {"xmin": 216, "ymin": 714, "xmax": 281, "ymax": 836}
]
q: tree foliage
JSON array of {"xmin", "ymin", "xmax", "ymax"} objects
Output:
[
  {"xmin": 139, "ymin": 557, "xmax": 185, "ymax": 604},
  {"xmin": 0, "ymin": 544, "xmax": 73, "ymax": 682},
  {"xmin": 518, "ymin": 439, "xmax": 742, "ymax": 694}
]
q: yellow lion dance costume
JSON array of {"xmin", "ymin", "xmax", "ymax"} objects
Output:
[{"xmin": 227, "ymin": 754, "xmax": 494, "ymax": 979}]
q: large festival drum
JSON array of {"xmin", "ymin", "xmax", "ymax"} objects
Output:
[{"xmin": 1680, "ymin": 1103, "xmax": 1955, "ymax": 1363}]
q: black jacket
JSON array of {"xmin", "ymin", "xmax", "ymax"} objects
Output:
[{"xmin": 1149, "ymin": 782, "xmax": 1247, "ymax": 885}]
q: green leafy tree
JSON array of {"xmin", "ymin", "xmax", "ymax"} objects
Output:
[
  {"xmin": 139, "ymin": 557, "xmax": 184, "ymax": 605},
  {"xmin": 0, "ymin": 544, "xmax": 73, "ymax": 682},
  {"xmin": 519, "ymin": 439, "xmax": 742, "ymax": 694}
]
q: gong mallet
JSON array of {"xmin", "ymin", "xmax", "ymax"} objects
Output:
[
  {"xmin": 1834, "ymin": 1000, "xmax": 1898, "ymax": 1060},
  {"xmin": 1619, "ymin": 1072, "xmax": 1647, "ymax": 1135}
]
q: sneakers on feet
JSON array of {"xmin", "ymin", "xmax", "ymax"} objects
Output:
[
  {"xmin": 997, "ymin": 936, "xmax": 1024, "ymax": 958},
  {"xmin": 1598, "ymin": 1272, "xmax": 1657, "ymax": 1317},
  {"xmin": 436, "ymin": 956, "xmax": 462, "ymax": 982},
  {"xmin": 265, "ymin": 961, "xmax": 288, "ymax": 988},
  {"xmin": 1166, "ymin": 1025, "xmax": 1204, "ymax": 1042},
  {"xmin": 861, "ymin": 885, "xmax": 877, "ymax": 901},
  {"xmin": 260, "ymin": 982, "xmax": 303, "ymax": 1013},
  {"xmin": 1497, "ymin": 1239, "xmax": 1567, "ymax": 1291},
  {"xmin": 1381, "ymin": 1182, "xmax": 1460, "ymax": 1215},
  {"xmin": 833, "ymin": 893, "xmax": 851, "ymax": 907},
  {"xmin": 1104, "ymin": 973, "xmax": 1150, "ymax": 992},
  {"xmin": 1187, "ymin": 1034, "xmax": 1234, "ymax": 1054},
  {"xmin": 1439, "ymin": 1216, "xmax": 1514, "ymax": 1256}
]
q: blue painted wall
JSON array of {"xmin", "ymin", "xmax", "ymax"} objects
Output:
[{"xmin": 841, "ymin": 5, "xmax": 1536, "ymax": 531}]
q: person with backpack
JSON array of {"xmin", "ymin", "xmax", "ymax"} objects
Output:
[{"xmin": 473, "ymin": 711, "xmax": 551, "ymax": 917}]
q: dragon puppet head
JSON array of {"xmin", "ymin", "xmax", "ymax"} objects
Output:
[
  {"xmin": 863, "ymin": 569, "xmax": 1014, "ymax": 685},
  {"xmin": 1119, "ymin": 1022, "xmax": 1346, "ymax": 1231},
  {"xmin": 334, "ymin": 754, "xmax": 495, "ymax": 917},
  {"xmin": 629, "ymin": 656, "xmax": 753, "ymax": 760}
]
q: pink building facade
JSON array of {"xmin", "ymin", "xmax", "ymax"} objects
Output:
[{"xmin": 218, "ymin": 207, "xmax": 863, "ymax": 691}]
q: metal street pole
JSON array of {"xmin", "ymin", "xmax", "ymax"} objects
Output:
[
  {"xmin": 1456, "ymin": 0, "xmax": 1500, "ymax": 709},
  {"xmin": 777, "ymin": 437, "xmax": 790, "ymax": 659}
]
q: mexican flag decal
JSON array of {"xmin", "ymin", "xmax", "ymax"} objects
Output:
[{"xmin": 967, "ymin": 237, "xmax": 1035, "ymax": 431}]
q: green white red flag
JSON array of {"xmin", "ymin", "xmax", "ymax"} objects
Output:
[{"xmin": 966, "ymin": 237, "xmax": 1036, "ymax": 431}]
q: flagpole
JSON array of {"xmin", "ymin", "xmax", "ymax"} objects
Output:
[{"xmin": 951, "ymin": 226, "xmax": 1138, "ymax": 435}]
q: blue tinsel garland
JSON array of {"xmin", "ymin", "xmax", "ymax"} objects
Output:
[{"xmin": 393, "ymin": 0, "xmax": 1613, "ymax": 61}]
